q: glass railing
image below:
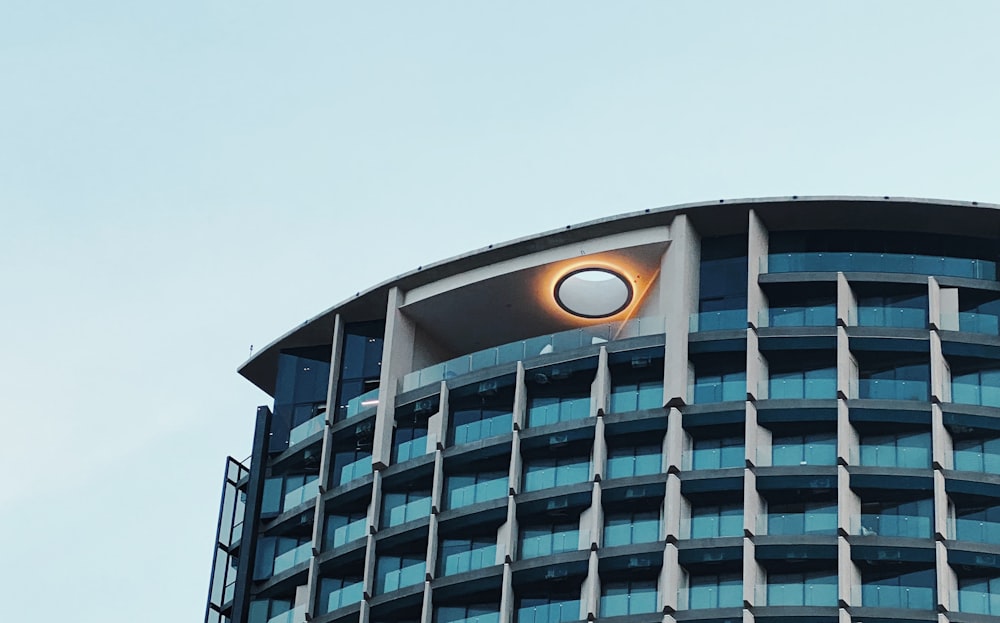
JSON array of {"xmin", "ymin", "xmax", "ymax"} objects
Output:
[
  {"xmin": 520, "ymin": 529, "xmax": 580, "ymax": 559},
  {"xmin": 690, "ymin": 309, "xmax": 747, "ymax": 332},
  {"xmin": 764, "ymin": 509, "xmax": 837, "ymax": 536},
  {"xmin": 959, "ymin": 587, "xmax": 1000, "ymax": 615},
  {"xmin": 335, "ymin": 455, "xmax": 372, "ymax": 487},
  {"xmin": 689, "ymin": 444, "xmax": 745, "ymax": 471},
  {"xmin": 693, "ymin": 378, "xmax": 746, "ymax": 403},
  {"xmin": 394, "ymin": 435, "xmax": 428, "ymax": 463},
  {"xmin": 858, "ymin": 583, "xmax": 935, "ymax": 609},
  {"xmin": 688, "ymin": 511, "xmax": 743, "ymax": 538},
  {"xmin": 854, "ymin": 306, "xmax": 927, "ymax": 329},
  {"xmin": 604, "ymin": 517, "xmax": 660, "ymax": 546},
  {"xmin": 400, "ymin": 316, "xmax": 665, "ymax": 392},
  {"xmin": 288, "ymin": 413, "xmax": 325, "ymax": 446},
  {"xmin": 327, "ymin": 516, "xmax": 367, "ymax": 549},
  {"xmin": 527, "ymin": 396, "xmax": 591, "ymax": 427},
  {"xmin": 767, "ymin": 251, "xmax": 996, "ymax": 280},
  {"xmin": 600, "ymin": 587, "xmax": 658, "ymax": 616},
  {"xmin": 756, "ymin": 577, "xmax": 838, "ymax": 606},
  {"xmin": 766, "ymin": 376, "xmax": 837, "ymax": 399},
  {"xmin": 272, "ymin": 541, "xmax": 312, "ymax": 576},
  {"xmin": 345, "ymin": 387, "xmax": 380, "ymax": 419},
  {"xmin": 854, "ymin": 513, "xmax": 932, "ymax": 538},
  {"xmin": 522, "ymin": 461, "xmax": 590, "ymax": 491},
  {"xmin": 383, "ymin": 496, "xmax": 432, "ymax": 528},
  {"xmin": 441, "ymin": 543, "xmax": 498, "ymax": 576},
  {"xmin": 605, "ymin": 452, "xmax": 662, "ymax": 479},
  {"xmin": 957, "ymin": 312, "xmax": 1000, "ymax": 335},
  {"xmin": 952, "ymin": 382, "xmax": 1000, "ymax": 408},
  {"xmin": 282, "ymin": 477, "xmax": 320, "ymax": 512},
  {"xmin": 452, "ymin": 411, "xmax": 512, "ymax": 445},
  {"xmin": 681, "ymin": 580, "xmax": 743, "ymax": 609},
  {"xmin": 379, "ymin": 559, "xmax": 425, "ymax": 593},
  {"xmin": 857, "ymin": 441, "xmax": 931, "ymax": 468},
  {"xmin": 264, "ymin": 604, "xmax": 306, "ymax": 623},
  {"xmin": 324, "ymin": 581, "xmax": 363, "ymax": 613},
  {"xmin": 954, "ymin": 448, "xmax": 1000, "ymax": 473},
  {"xmin": 955, "ymin": 518, "xmax": 1000, "ymax": 545},
  {"xmin": 609, "ymin": 383, "xmax": 663, "ymax": 413},
  {"xmin": 517, "ymin": 600, "xmax": 580, "ymax": 623},
  {"xmin": 436, "ymin": 608, "xmax": 501, "ymax": 623},
  {"xmin": 858, "ymin": 379, "xmax": 929, "ymax": 401},
  {"xmin": 761, "ymin": 305, "xmax": 837, "ymax": 328},
  {"xmin": 770, "ymin": 439, "xmax": 837, "ymax": 466},
  {"xmin": 447, "ymin": 476, "xmax": 508, "ymax": 509}
]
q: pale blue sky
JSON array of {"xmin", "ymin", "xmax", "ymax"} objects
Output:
[{"xmin": 3, "ymin": 2, "xmax": 1000, "ymax": 621}]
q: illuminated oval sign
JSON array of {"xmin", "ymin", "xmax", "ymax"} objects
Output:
[{"xmin": 554, "ymin": 268, "xmax": 633, "ymax": 318}]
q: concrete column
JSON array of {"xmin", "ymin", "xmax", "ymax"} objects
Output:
[
  {"xmin": 362, "ymin": 532, "xmax": 378, "ymax": 600},
  {"xmin": 429, "ymin": 382, "xmax": 448, "ymax": 451},
  {"xmin": 498, "ymin": 563, "xmax": 515, "ymax": 623},
  {"xmin": 426, "ymin": 515, "xmax": 440, "ymax": 580},
  {"xmin": 932, "ymin": 404, "xmax": 954, "ymax": 471},
  {"xmin": 746, "ymin": 329, "xmax": 766, "ymax": 402},
  {"xmin": 585, "ymin": 482, "xmax": 603, "ymax": 549},
  {"xmin": 747, "ymin": 209, "xmax": 769, "ymax": 330},
  {"xmin": 373, "ymin": 287, "xmax": 417, "ymax": 470},
  {"xmin": 430, "ymin": 448, "xmax": 445, "ymax": 515},
  {"xmin": 665, "ymin": 408, "xmax": 684, "ymax": 474},
  {"xmin": 512, "ymin": 362, "xmax": 527, "ymax": 431},
  {"xmin": 936, "ymin": 540, "xmax": 958, "ymax": 613},
  {"xmin": 509, "ymin": 429, "xmax": 523, "ymax": 496},
  {"xmin": 837, "ymin": 537, "xmax": 858, "ymax": 607},
  {"xmin": 837, "ymin": 401, "xmax": 858, "ymax": 467},
  {"xmin": 500, "ymin": 497, "xmax": 518, "ymax": 563},
  {"xmin": 593, "ymin": 411, "xmax": 608, "ymax": 483},
  {"xmin": 368, "ymin": 470, "xmax": 383, "ymax": 536},
  {"xmin": 933, "ymin": 469, "xmax": 949, "ymax": 542},
  {"xmin": 837, "ymin": 325, "xmax": 856, "ymax": 400},
  {"xmin": 665, "ymin": 473, "xmax": 684, "ymax": 541},
  {"xmin": 745, "ymin": 401, "xmax": 765, "ymax": 469},
  {"xmin": 931, "ymin": 332, "xmax": 951, "ymax": 404},
  {"xmin": 742, "ymin": 538, "xmax": 759, "ymax": 608},
  {"xmin": 663, "ymin": 214, "xmax": 701, "ymax": 406},
  {"xmin": 581, "ymin": 551, "xmax": 601, "ymax": 620},
  {"xmin": 837, "ymin": 272, "xmax": 856, "ymax": 328},
  {"xmin": 660, "ymin": 542, "xmax": 680, "ymax": 613},
  {"xmin": 593, "ymin": 346, "xmax": 610, "ymax": 416},
  {"xmin": 928, "ymin": 277, "xmax": 942, "ymax": 331},
  {"xmin": 837, "ymin": 463, "xmax": 859, "ymax": 536},
  {"xmin": 939, "ymin": 286, "xmax": 960, "ymax": 331},
  {"xmin": 419, "ymin": 583, "xmax": 433, "ymax": 623}
]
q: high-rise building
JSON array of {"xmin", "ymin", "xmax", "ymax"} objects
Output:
[{"xmin": 205, "ymin": 196, "xmax": 1000, "ymax": 623}]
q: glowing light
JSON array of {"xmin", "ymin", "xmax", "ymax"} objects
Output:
[{"xmin": 554, "ymin": 267, "xmax": 633, "ymax": 318}]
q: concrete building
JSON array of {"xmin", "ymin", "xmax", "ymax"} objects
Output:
[{"xmin": 206, "ymin": 196, "xmax": 1000, "ymax": 623}]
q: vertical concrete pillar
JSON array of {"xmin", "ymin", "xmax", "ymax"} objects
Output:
[
  {"xmin": 837, "ymin": 325, "xmax": 856, "ymax": 400},
  {"xmin": 837, "ymin": 537, "xmax": 858, "ymax": 607},
  {"xmin": 939, "ymin": 286, "xmax": 960, "ymax": 331},
  {"xmin": 660, "ymin": 542, "xmax": 680, "ymax": 613},
  {"xmin": 593, "ymin": 346, "xmax": 610, "ymax": 416},
  {"xmin": 498, "ymin": 563, "xmax": 515, "ymax": 623},
  {"xmin": 581, "ymin": 551, "xmax": 601, "ymax": 620},
  {"xmin": 663, "ymin": 215, "xmax": 701, "ymax": 406},
  {"xmin": 373, "ymin": 287, "xmax": 417, "ymax": 470},
  {"xmin": 429, "ymin": 381, "xmax": 448, "ymax": 451},
  {"xmin": 500, "ymin": 498, "xmax": 518, "ymax": 563},
  {"xmin": 425, "ymin": 515, "xmax": 439, "ymax": 580},
  {"xmin": 742, "ymin": 538, "xmax": 759, "ymax": 608},
  {"xmin": 932, "ymin": 404, "xmax": 954, "ymax": 471},
  {"xmin": 931, "ymin": 332, "xmax": 951, "ymax": 404},
  {"xmin": 747, "ymin": 209, "xmax": 769, "ymax": 330},
  {"xmin": 430, "ymin": 449, "xmax": 445, "ymax": 515},
  {"xmin": 419, "ymin": 583, "xmax": 433, "ymax": 623},
  {"xmin": 936, "ymin": 539, "xmax": 958, "ymax": 613},
  {"xmin": 746, "ymin": 329, "xmax": 765, "ymax": 402},
  {"xmin": 512, "ymin": 362, "xmax": 527, "ymax": 431},
  {"xmin": 509, "ymin": 429, "xmax": 523, "ymax": 496},
  {"xmin": 837, "ymin": 273, "xmax": 856, "ymax": 328},
  {"xmin": 362, "ymin": 532, "xmax": 378, "ymax": 600},
  {"xmin": 665, "ymin": 473, "xmax": 683, "ymax": 541}
]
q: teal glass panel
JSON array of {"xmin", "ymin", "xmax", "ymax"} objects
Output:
[
  {"xmin": 772, "ymin": 434, "xmax": 836, "ymax": 465},
  {"xmin": 336, "ymin": 455, "xmax": 371, "ymax": 486},
  {"xmin": 768, "ymin": 251, "xmax": 996, "ymax": 280},
  {"xmin": 440, "ymin": 539, "xmax": 497, "ymax": 576},
  {"xmin": 436, "ymin": 606, "xmax": 501, "ymax": 623},
  {"xmin": 767, "ymin": 573, "xmax": 837, "ymax": 606},
  {"xmin": 960, "ymin": 312, "xmax": 1000, "ymax": 336},
  {"xmin": 600, "ymin": 582, "xmax": 657, "ymax": 616},
  {"xmin": 377, "ymin": 556, "xmax": 425, "ymax": 593},
  {"xmin": 691, "ymin": 505, "xmax": 742, "ymax": 538},
  {"xmin": 606, "ymin": 447, "xmax": 661, "ymax": 479},
  {"xmin": 382, "ymin": 492, "xmax": 431, "ymax": 528},
  {"xmin": 325, "ymin": 515, "xmax": 367, "ymax": 549},
  {"xmin": 520, "ymin": 526, "xmax": 578, "ymax": 559},
  {"xmin": 768, "ymin": 504, "xmax": 836, "ymax": 535},
  {"xmin": 321, "ymin": 579, "xmax": 364, "ymax": 613},
  {"xmin": 861, "ymin": 570, "xmax": 935, "ymax": 609},
  {"xmin": 688, "ymin": 575, "xmax": 742, "ymax": 609},
  {"xmin": 610, "ymin": 381, "xmax": 664, "ymax": 413},
  {"xmin": 452, "ymin": 411, "xmax": 512, "ymax": 445},
  {"xmin": 523, "ymin": 459, "xmax": 589, "ymax": 492},
  {"xmin": 692, "ymin": 438, "xmax": 744, "ymax": 470},
  {"xmin": 604, "ymin": 512, "xmax": 660, "ymax": 546},
  {"xmin": 958, "ymin": 577, "xmax": 1000, "ymax": 615},
  {"xmin": 694, "ymin": 371, "xmax": 746, "ymax": 403},
  {"xmin": 516, "ymin": 598, "xmax": 580, "ymax": 623},
  {"xmin": 769, "ymin": 304, "xmax": 836, "ymax": 327},
  {"xmin": 446, "ymin": 474, "xmax": 507, "ymax": 509},
  {"xmin": 527, "ymin": 396, "xmax": 590, "ymax": 427},
  {"xmin": 859, "ymin": 499, "xmax": 933, "ymax": 537},
  {"xmin": 693, "ymin": 309, "xmax": 747, "ymax": 332},
  {"xmin": 859, "ymin": 432, "xmax": 931, "ymax": 468}
]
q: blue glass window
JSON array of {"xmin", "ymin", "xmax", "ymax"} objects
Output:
[
  {"xmin": 335, "ymin": 322, "xmax": 384, "ymax": 421},
  {"xmin": 859, "ymin": 498, "xmax": 933, "ymax": 538},
  {"xmin": 606, "ymin": 445, "xmax": 662, "ymax": 479},
  {"xmin": 767, "ymin": 572, "xmax": 837, "ymax": 606},
  {"xmin": 445, "ymin": 472, "xmax": 508, "ymax": 509},
  {"xmin": 687, "ymin": 573, "xmax": 743, "ymax": 609},
  {"xmin": 324, "ymin": 512, "xmax": 368, "ymax": 550},
  {"xmin": 319, "ymin": 577, "xmax": 364, "ymax": 614},
  {"xmin": 449, "ymin": 381, "xmax": 514, "ymax": 445},
  {"xmin": 520, "ymin": 522, "xmax": 579, "ymax": 559},
  {"xmin": 690, "ymin": 504, "xmax": 743, "ymax": 538},
  {"xmin": 604, "ymin": 510, "xmax": 660, "ymax": 546},
  {"xmin": 861, "ymin": 569, "xmax": 935, "ymax": 609},
  {"xmin": 248, "ymin": 598, "xmax": 301, "ymax": 623},
  {"xmin": 376, "ymin": 554, "xmax": 426, "ymax": 593},
  {"xmin": 698, "ymin": 239, "xmax": 748, "ymax": 333},
  {"xmin": 953, "ymin": 368, "xmax": 1000, "ymax": 408},
  {"xmin": 954, "ymin": 437, "xmax": 1000, "ymax": 474},
  {"xmin": 956, "ymin": 505, "xmax": 1000, "ymax": 545},
  {"xmin": 768, "ymin": 303, "xmax": 836, "ymax": 327},
  {"xmin": 253, "ymin": 536, "xmax": 311, "ymax": 579},
  {"xmin": 381, "ymin": 491, "xmax": 432, "ymax": 528},
  {"xmin": 435, "ymin": 605, "xmax": 500, "ymax": 623},
  {"xmin": 693, "ymin": 370, "xmax": 746, "ymax": 403},
  {"xmin": 527, "ymin": 395, "xmax": 591, "ymax": 427},
  {"xmin": 600, "ymin": 580, "xmax": 657, "ymax": 616},
  {"xmin": 771, "ymin": 433, "xmax": 836, "ymax": 465},
  {"xmin": 767, "ymin": 502, "xmax": 837, "ymax": 535},
  {"xmin": 516, "ymin": 595, "xmax": 580, "ymax": 623},
  {"xmin": 959, "ymin": 576, "xmax": 1000, "ymax": 615},
  {"xmin": 522, "ymin": 457, "xmax": 590, "ymax": 492},
  {"xmin": 768, "ymin": 367, "xmax": 836, "ymax": 399},
  {"xmin": 691, "ymin": 437, "xmax": 744, "ymax": 470},
  {"xmin": 959, "ymin": 299, "xmax": 1000, "ymax": 336},
  {"xmin": 858, "ymin": 363, "xmax": 930, "ymax": 401},
  {"xmin": 439, "ymin": 537, "xmax": 498, "ymax": 576},
  {"xmin": 859, "ymin": 432, "xmax": 931, "ymax": 468}
]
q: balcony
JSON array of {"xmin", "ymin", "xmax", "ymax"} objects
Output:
[{"xmin": 767, "ymin": 251, "xmax": 996, "ymax": 280}]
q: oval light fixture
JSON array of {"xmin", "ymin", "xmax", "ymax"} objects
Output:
[{"xmin": 554, "ymin": 268, "xmax": 633, "ymax": 318}]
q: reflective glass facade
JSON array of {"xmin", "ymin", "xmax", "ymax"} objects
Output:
[{"xmin": 207, "ymin": 197, "xmax": 1000, "ymax": 623}]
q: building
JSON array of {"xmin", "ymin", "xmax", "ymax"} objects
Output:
[{"xmin": 205, "ymin": 196, "xmax": 1000, "ymax": 623}]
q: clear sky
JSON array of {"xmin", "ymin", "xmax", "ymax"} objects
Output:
[{"xmin": 3, "ymin": 2, "xmax": 1000, "ymax": 621}]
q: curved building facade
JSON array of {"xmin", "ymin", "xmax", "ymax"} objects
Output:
[{"xmin": 206, "ymin": 196, "xmax": 1000, "ymax": 623}]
